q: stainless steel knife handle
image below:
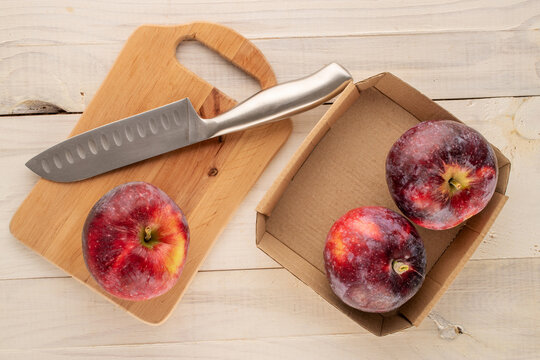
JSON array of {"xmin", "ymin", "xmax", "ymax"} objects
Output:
[{"xmin": 208, "ymin": 63, "xmax": 352, "ymax": 137}]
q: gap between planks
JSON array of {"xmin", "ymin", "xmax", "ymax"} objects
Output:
[
  {"xmin": 3, "ymin": 27, "xmax": 538, "ymax": 48},
  {"xmin": 4, "ymin": 94, "xmax": 539, "ymax": 118}
]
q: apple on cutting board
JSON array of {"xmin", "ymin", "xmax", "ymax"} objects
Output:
[{"xmin": 82, "ymin": 182, "xmax": 189, "ymax": 301}]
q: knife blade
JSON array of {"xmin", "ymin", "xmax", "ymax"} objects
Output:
[{"xmin": 26, "ymin": 63, "xmax": 352, "ymax": 182}]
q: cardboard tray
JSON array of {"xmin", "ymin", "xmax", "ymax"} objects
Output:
[{"xmin": 255, "ymin": 73, "xmax": 511, "ymax": 336}]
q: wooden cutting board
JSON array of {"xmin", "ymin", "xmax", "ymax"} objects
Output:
[{"xmin": 10, "ymin": 22, "xmax": 292, "ymax": 324}]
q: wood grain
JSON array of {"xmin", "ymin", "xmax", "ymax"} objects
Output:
[
  {"xmin": 8, "ymin": 22, "xmax": 292, "ymax": 324},
  {"xmin": 0, "ymin": 258, "xmax": 538, "ymax": 358},
  {"xmin": 2, "ymin": 29, "xmax": 540, "ymax": 114},
  {"xmin": 0, "ymin": 329, "xmax": 539, "ymax": 360},
  {"xmin": 1, "ymin": 331, "xmax": 538, "ymax": 360},
  {"xmin": 1, "ymin": 0, "xmax": 538, "ymax": 44}
]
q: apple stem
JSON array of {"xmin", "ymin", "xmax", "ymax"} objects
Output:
[
  {"xmin": 144, "ymin": 226, "xmax": 152, "ymax": 242},
  {"xmin": 448, "ymin": 178, "xmax": 462, "ymax": 190},
  {"xmin": 392, "ymin": 260, "xmax": 410, "ymax": 275}
]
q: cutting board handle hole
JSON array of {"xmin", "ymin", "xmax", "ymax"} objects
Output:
[{"xmin": 176, "ymin": 40, "xmax": 260, "ymax": 102}]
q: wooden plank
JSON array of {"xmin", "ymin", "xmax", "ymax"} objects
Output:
[
  {"xmin": 1, "ymin": 96, "xmax": 539, "ymax": 280},
  {"xmin": 1, "ymin": 329, "xmax": 538, "ymax": 360},
  {"xmin": 0, "ymin": 258, "xmax": 538, "ymax": 354},
  {"xmin": 2, "ymin": 29, "xmax": 540, "ymax": 115},
  {"xmin": 1, "ymin": 0, "xmax": 538, "ymax": 43}
]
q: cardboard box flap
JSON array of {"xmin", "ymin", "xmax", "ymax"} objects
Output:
[
  {"xmin": 493, "ymin": 146, "xmax": 510, "ymax": 169},
  {"xmin": 465, "ymin": 192, "xmax": 508, "ymax": 237},
  {"xmin": 255, "ymin": 212, "xmax": 267, "ymax": 245},
  {"xmin": 381, "ymin": 313, "xmax": 414, "ymax": 336},
  {"xmin": 399, "ymin": 275, "xmax": 443, "ymax": 326},
  {"xmin": 424, "ymin": 227, "xmax": 482, "ymax": 287},
  {"xmin": 496, "ymin": 161, "xmax": 511, "ymax": 194},
  {"xmin": 493, "ymin": 148, "xmax": 511, "ymax": 194},
  {"xmin": 373, "ymin": 73, "xmax": 458, "ymax": 123},
  {"xmin": 355, "ymin": 73, "xmax": 387, "ymax": 91}
]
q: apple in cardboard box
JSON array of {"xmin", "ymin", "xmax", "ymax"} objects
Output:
[
  {"xmin": 386, "ymin": 120, "xmax": 498, "ymax": 230},
  {"xmin": 324, "ymin": 207, "xmax": 426, "ymax": 313},
  {"xmin": 82, "ymin": 182, "xmax": 189, "ymax": 301}
]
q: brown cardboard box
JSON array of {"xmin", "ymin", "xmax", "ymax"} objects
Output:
[{"xmin": 255, "ymin": 73, "xmax": 511, "ymax": 336}]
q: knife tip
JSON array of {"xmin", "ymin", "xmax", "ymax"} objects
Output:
[
  {"xmin": 25, "ymin": 156, "xmax": 39, "ymax": 173},
  {"xmin": 25, "ymin": 155, "xmax": 57, "ymax": 181}
]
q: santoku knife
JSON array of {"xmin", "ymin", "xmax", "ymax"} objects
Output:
[{"xmin": 26, "ymin": 63, "xmax": 352, "ymax": 182}]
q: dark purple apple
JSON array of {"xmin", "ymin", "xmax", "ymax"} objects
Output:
[
  {"xmin": 82, "ymin": 181, "xmax": 189, "ymax": 301},
  {"xmin": 386, "ymin": 120, "xmax": 498, "ymax": 230},
  {"xmin": 324, "ymin": 207, "xmax": 426, "ymax": 313}
]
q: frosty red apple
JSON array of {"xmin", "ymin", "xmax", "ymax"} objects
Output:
[
  {"xmin": 324, "ymin": 207, "xmax": 426, "ymax": 313},
  {"xmin": 82, "ymin": 182, "xmax": 189, "ymax": 301},
  {"xmin": 386, "ymin": 120, "xmax": 498, "ymax": 230}
]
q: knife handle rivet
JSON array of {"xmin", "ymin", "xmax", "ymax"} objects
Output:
[{"xmin": 208, "ymin": 168, "xmax": 219, "ymax": 177}]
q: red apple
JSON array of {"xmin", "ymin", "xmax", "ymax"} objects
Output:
[
  {"xmin": 82, "ymin": 181, "xmax": 189, "ymax": 301},
  {"xmin": 324, "ymin": 207, "xmax": 426, "ymax": 313},
  {"xmin": 386, "ymin": 120, "xmax": 498, "ymax": 230}
]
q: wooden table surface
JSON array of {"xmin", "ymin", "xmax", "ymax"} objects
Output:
[{"xmin": 1, "ymin": 1, "xmax": 539, "ymax": 359}]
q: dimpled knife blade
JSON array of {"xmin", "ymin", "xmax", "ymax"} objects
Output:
[
  {"xmin": 25, "ymin": 99, "xmax": 209, "ymax": 182},
  {"xmin": 26, "ymin": 63, "xmax": 353, "ymax": 182}
]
